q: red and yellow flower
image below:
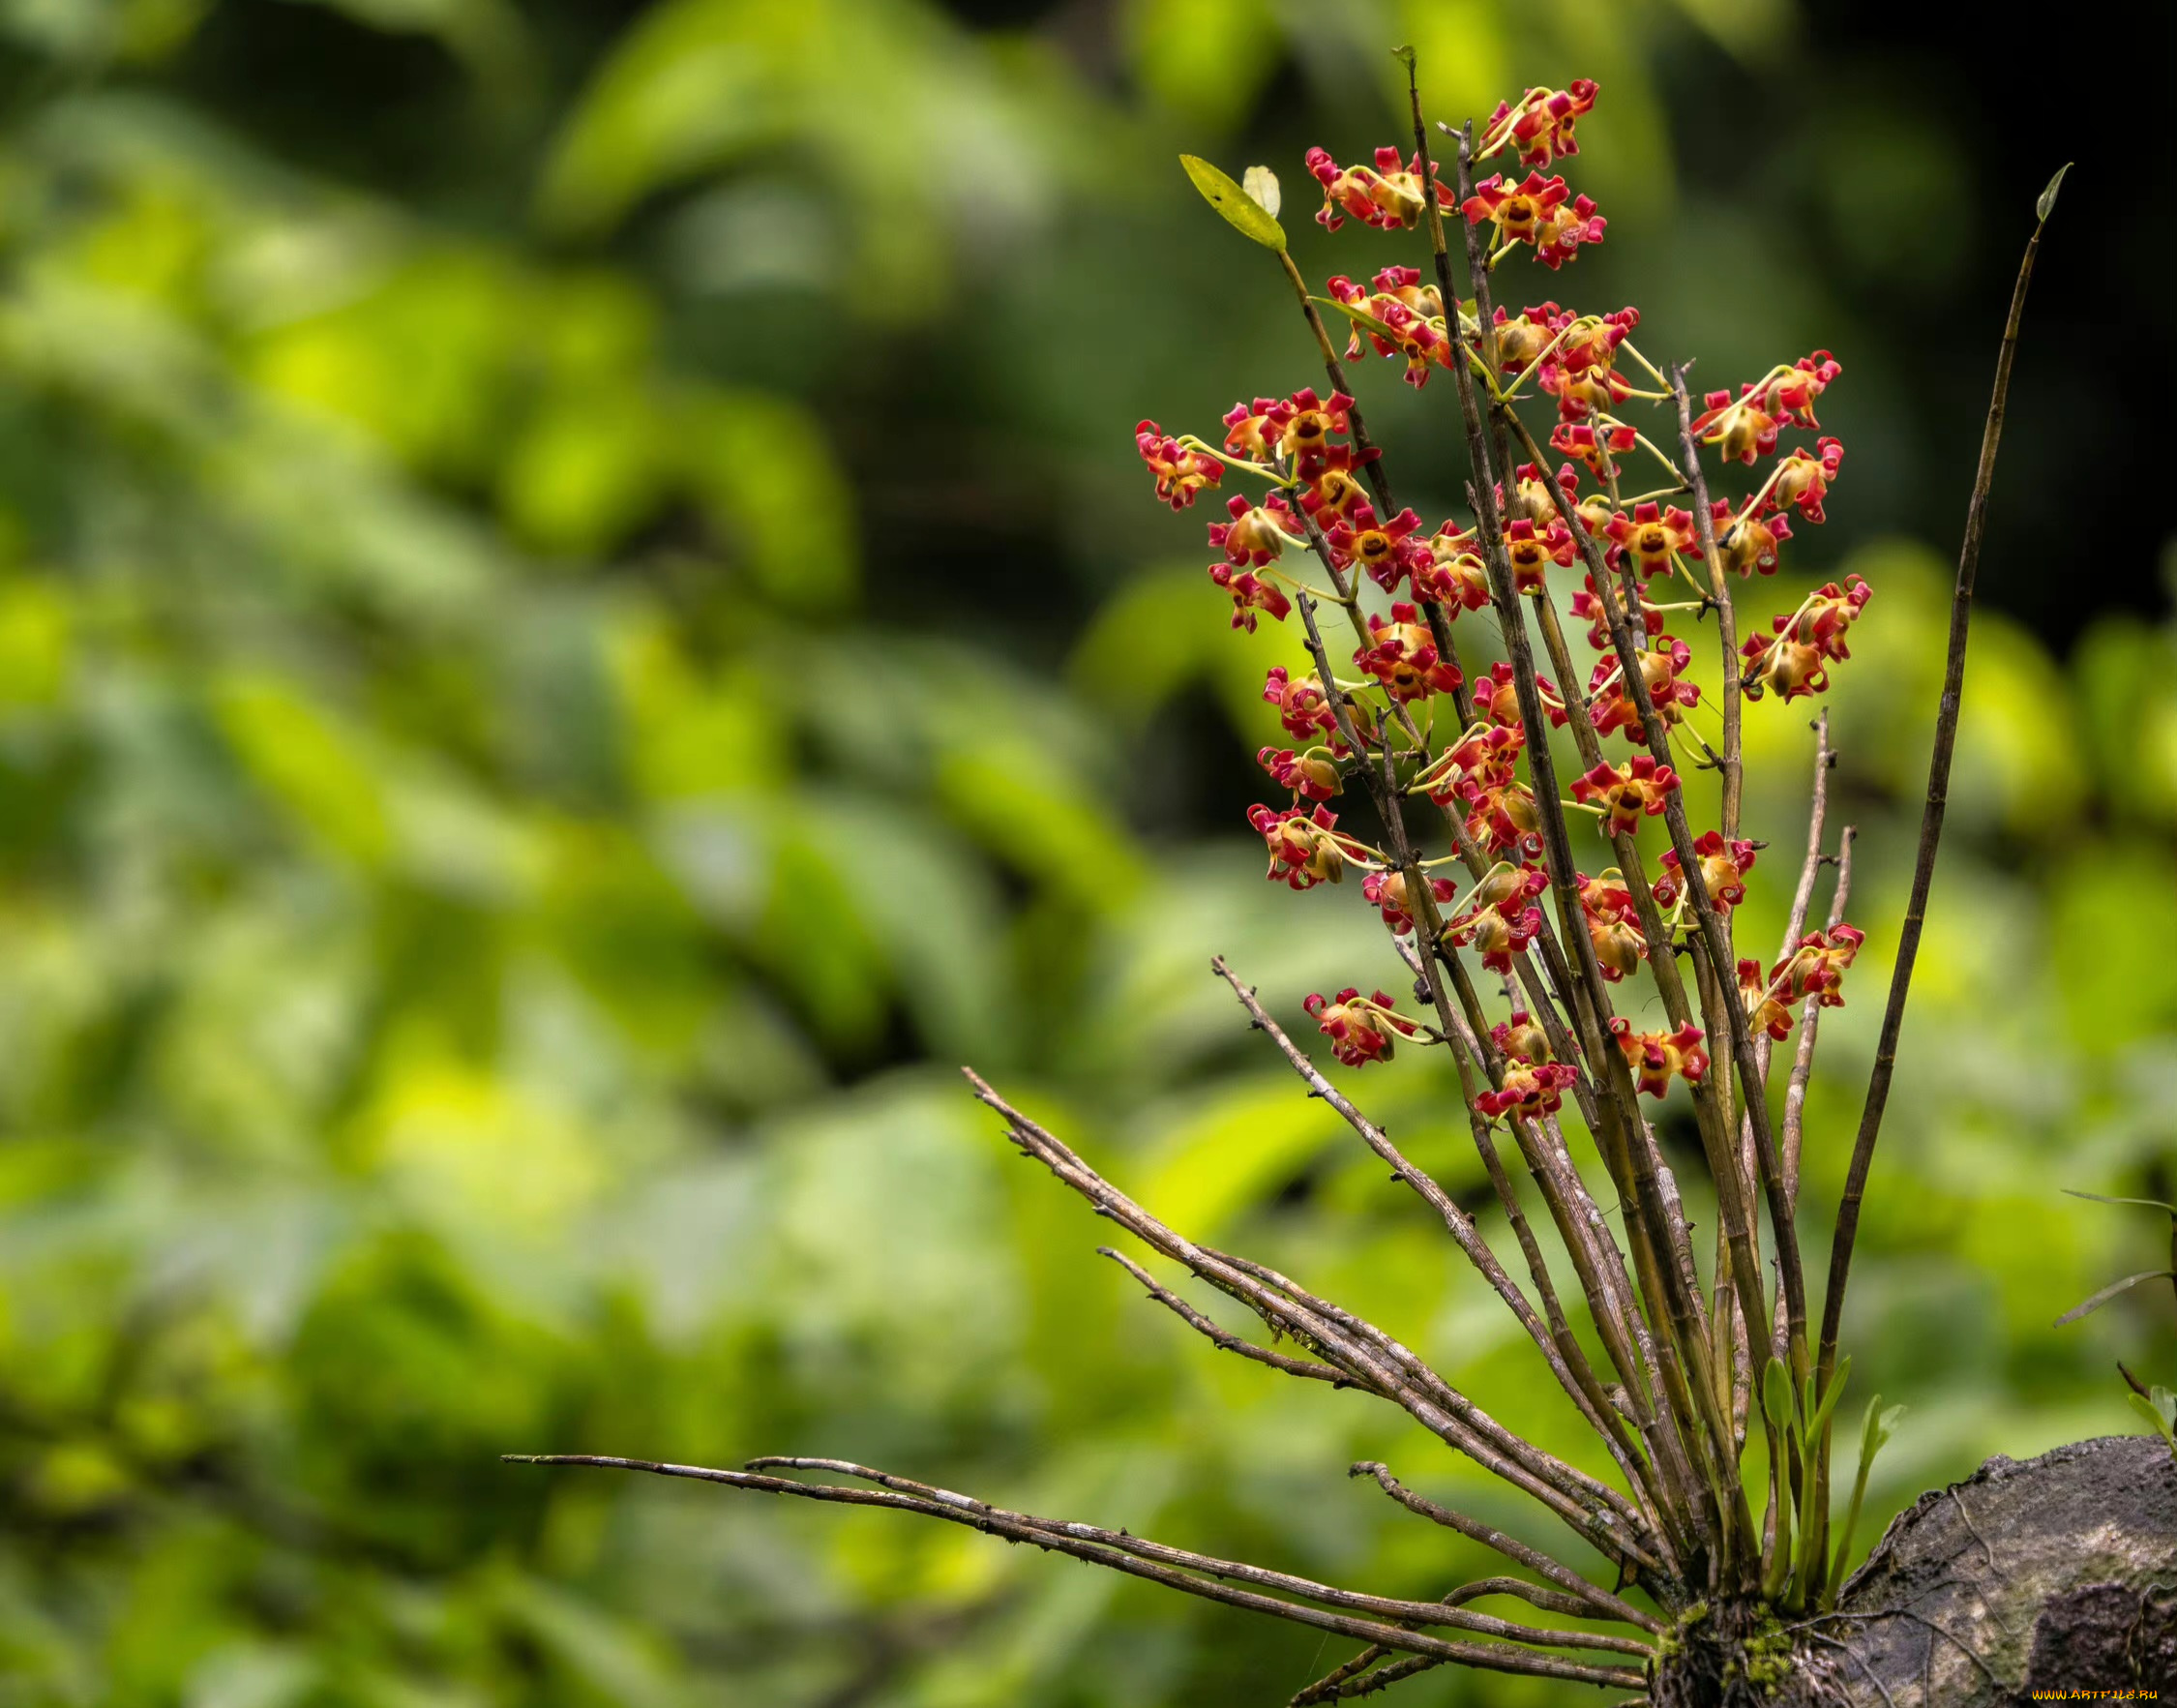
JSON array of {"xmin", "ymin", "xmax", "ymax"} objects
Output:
[
  {"xmin": 1207, "ymin": 562, "xmax": 1291, "ymax": 631},
  {"xmin": 1249, "ymin": 802, "xmax": 1355, "ymax": 890},
  {"xmin": 1306, "ymin": 147, "xmax": 1454, "ymax": 233},
  {"xmin": 1655, "ymin": 830, "xmax": 1758, "ymax": 914},
  {"xmin": 1461, "ymin": 172, "xmax": 1606, "ymax": 269},
  {"xmin": 1327, "ymin": 501, "xmax": 1430, "ymax": 591},
  {"xmin": 1362, "ymin": 868, "xmax": 1456, "ymax": 934},
  {"xmin": 1137, "ymin": 421, "xmax": 1223, "ymax": 508},
  {"xmin": 1258, "ymin": 745, "xmax": 1341, "ymax": 801},
  {"xmin": 1357, "ymin": 603, "xmax": 1463, "ymax": 703},
  {"xmin": 1771, "ymin": 924, "xmax": 1865, "ymax": 1007},
  {"xmin": 1305, "ymin": 987, "xmax": 1419, "ymax": 1066},
  {"xmin": 1481, "ymin": 79, "xmax": 1600, "ymax": 166},
  {"xmin": 1571, "ymin": 754, "xmax": 1680, "ymax": 836},
  {"xmin": 1611, "ymin": 1018, "xmax": 1709, "ymax": 1097}
]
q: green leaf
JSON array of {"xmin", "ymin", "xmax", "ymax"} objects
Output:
[
  {"xmin": 2129, "ymin": 1392, "xmax": 2177, "ymax": 1455},
  {"xmin": 1858, "ymin": 1395, "xmax": 1904, "ymax": 1463},
  {"xmin": 1761, "ymin": 1358, "xmax": 1796, "ymax": 1443},
  {"xmin": 1806, "ymin": 1355, "xmax": 1852, "ymax": 1442},
  {"xmin": 1179, "ymin": 154, "xmax": 1286, "ymax": 252},
  {"xmin": 2063, "ymin": 1188, "xmax": 2177, "ymax": 1218},
  {"xmin": 2053, "ymin": 1270, "xmax": 2177, "ymax": 1327},
  {"xmin": 2036, "ymin": 162, "xmax": 2070, "ymax": 224}
]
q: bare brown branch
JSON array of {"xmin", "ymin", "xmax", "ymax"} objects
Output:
[{"xmin": 504, "ymin": 1453, "xmax": 1649, "ymax": 1686}]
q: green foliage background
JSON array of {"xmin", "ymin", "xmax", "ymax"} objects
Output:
[{"xmin": 0, "ymin": 1, "xmax": 2170, "ymax": 1703}]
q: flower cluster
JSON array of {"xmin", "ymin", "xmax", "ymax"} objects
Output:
[{"xmin": 1129, "ymin": 70, "xmax": 1877, "ymax": 1103}]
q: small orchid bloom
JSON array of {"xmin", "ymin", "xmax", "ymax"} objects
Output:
[
  {"xmin": 1743, "ymin": 576, "xmax": 1872, "ymax": 700},
  {"xmin": 1715, "ymin": 499, "xmax": 1790, "ymax": 577},
  {"xmin": 1483, "ymin": 79, "xmax": 1600, "ymax": 166},
  {"xmin": 1499, "ymin": 459, "xmax": 1579, "ymax": 528},
  {"xmin": 1306, "ymin": 147, "xmax": 1454, "ymax": 233},
  {"xmin": 1258, "ymin": 745, "xmax": 1340, "ymax": 801},
  {"xmin": 1459, "ymin": 771, "xmax": 1545, "ymax": 860},
  {"xmin": 1772, "ymin": 437, "xmax": 1845, "ymax": 524},
  {"xmin": 1655, "ymin": 831, "xmax": 1759, "ymax": 914},
  {"xmin": 1550, "ymin": 420, "xmax": 1636, "ymax": 481},
  {"xmin": 1298, "ymin": 444, "xmax": 1373, "ymax": 523},
  {"xmin": 1576, "ymin": 869, "xmax": 1645, "ymax": 981},
  {"xmin": 1263, "ymin": 666, "xmax": 1338, "ymax": 745},
  {"xmin": 1207, "ymin": 562, "xmax": 1292, "ymax": 631},
  {"xmin": 1305, "ymin": 987, "xmax": 1418, "ymax": 1066},
  {"xmin": 1208, "ymin": 492, "xmax": 1298, "ymax": 567},
  {"xmin": 1611, "ymin": 1018, "xmax": 1709, "ymax": 1097},
  {"xmin": 1762, "ymin": 350, "xmax": 1843, "ymax": 430},
  {"xmin": 1570, "ymin": 572, "xmax": 1665, "ymax": 651},
  {"xmin": 1424, "ymin": 724, "xmax": 1524, "ymax": 809},
  {"xmin": 1771, "ymin": 924, "xmax": 1865, "ymax": 1007},
  {"xmin": 1588, "ymin": 637, "xmax": 1700, "ymax": 739},
  {"xmin": 1463, "ymin": 172, "xmax": 1604, "ymax": 269},
  {"xmin": 1476, "ymin": 1059, "xmax": 1582, "ymax": 1122},
  {"xmin": 1689, "ymin": 387, "xmax": 1779, "ymax": 464},
  {"xmin": 1492, "ymin": 1008, "xmax": 1553, "ymax": 1065},
  {"xmin": 1604, "ymin": 501, "xmax": 1700, "ymax": 582},
  {"xmin": 1571, "ymin": 754, "xmax": 1679, "ymax": 837},
  {"xmin": 1327, "ymin": 502, "xmax": 1429, "ymax": 591},
  {"xmin": 1357, "ymin": 603, "xmax": 1463, "ymax": 703},
  {"xmin": 1476, "ymin": 660, "xmax": 1566, "ymax": 730},
  {"xmin": 1490, "ymin": 303, "xmax": 1564, "ymax": 375},
  {"xmin": 1221, "ymin": 396, "xmax": 1291, "ymax": 462},
  {"xmin": 1362, "ymin": 868, "xmax": 1456, "ymax": 935},
  {"xmin": 1504, "ymin": 516, "xmax": 1578, "ymax": 592},
  {"xmin": 1741, "ymin": 957, "xmax": 1796, "ymax": 1042},
  {"xmin": 1276, "ymin": 387, "xmax": 1357, "ymax": 471},
  {"xmin": 1416, "ymin": 523, "xmax": 1492, "ymax": 611},
  {"xmin": 1137, "ymin": 421, "xmax": 1223, "ymax": 509},
  {"xmin": 1249, "ymin": 802, "xmax": 1350, "ymax": 890}
]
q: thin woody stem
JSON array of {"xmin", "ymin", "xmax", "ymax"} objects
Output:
[
  {"xmin": 1782, "ymin": 825, "xmax": 1855, "ymax": 1218},
  {"xmin": 1293, "ymin": 1653, "xmax": 1440, "ymax": 1703},
  {"xmin": 1350, "ymin": 1459, "xmax": 1657, "ymax": 1629},
  {"xmin": 1504, "ymin": 404, "xmax": 1805, "ymax": 1390},
  {"xmin": 1216, "ymin": 953, "xmax": 1669, "ymax": 1545},
  {"xmin": 504, "ymin": 1454, "xmax": 1647, "ymax": 1685},
  {"xmin": 1098, "ymin": 1247, "xmax": 1370, "ymax": 1390},
  {"xmin": 1668, "ymin": 367, "xmax": 1744, "ymax": 840},
  {"xmin": 1816, "ymin": 184, "xmax": 2055, "ymax": 1403},
  {"xmin": 962, "ymin": 1068, "xmax": 1662, "ymax": 1572}
]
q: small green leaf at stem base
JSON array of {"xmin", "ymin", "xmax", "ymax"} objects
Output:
[
  {"xmin": 1180, "ymin": 155, "xmax": 1287, "ymax": 253},
  {"xmin": 2128, "ymin": 1389, "xmax": 2177, "ymax": 1461}
]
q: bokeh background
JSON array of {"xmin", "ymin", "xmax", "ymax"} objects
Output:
[{"xmin": 1, "ymin": 0, "xmax": 2172, "ymax": 1703}]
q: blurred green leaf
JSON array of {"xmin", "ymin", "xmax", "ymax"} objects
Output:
[{"xmin": 1178, "ymin": 154, "xmax": 1286, "ymax": 252}]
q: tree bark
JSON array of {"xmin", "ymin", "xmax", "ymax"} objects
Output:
[{"xmin": 1652, "ymin": 1436, "xmax": 2176, "ymax": 1705}]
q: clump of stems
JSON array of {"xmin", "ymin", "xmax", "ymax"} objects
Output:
[{"xmin": 508, "ymin": 51, "xmax": 2060, "ymax": 1704}]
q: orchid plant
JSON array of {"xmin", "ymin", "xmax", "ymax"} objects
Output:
[{"xmin": 512, "ymin": 53, "xmax": 2065, "ymax": 1705}]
